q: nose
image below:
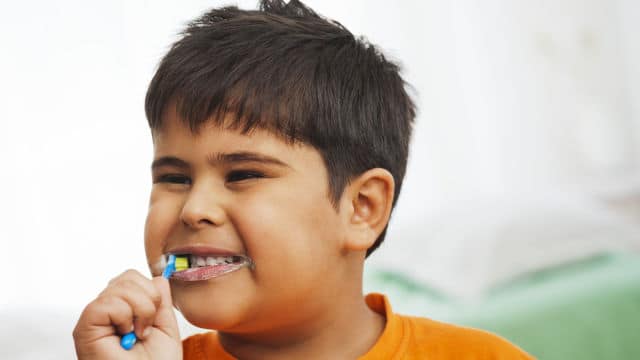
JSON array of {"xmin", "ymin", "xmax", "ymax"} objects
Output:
[{"xmin": 180, "ymin": 184, "xmax": 227, "ymax": 229}]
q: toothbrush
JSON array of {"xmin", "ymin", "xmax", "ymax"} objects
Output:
[{"xmin": 120, "ymin": 254, "xmax": 181, "ymax": 350}]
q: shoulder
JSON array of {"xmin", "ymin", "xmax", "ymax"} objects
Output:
[
  {"xmin": 400, "ymin": 314, "xmax": 534, "ymax": 359},
  {"xmin": 182, "ymin": 332, "xmax": 210, "ymax": 359},
  {"xmin": 183, "ymin": 332, "xmax": 235, "ymax": 360}
]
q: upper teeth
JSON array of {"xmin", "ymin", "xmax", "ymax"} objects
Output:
[{"xmin": 190, "ymin": 255, "xmax": 235, "ymax": 267}]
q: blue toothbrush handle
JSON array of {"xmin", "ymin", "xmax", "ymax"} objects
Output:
[
  {"xmin": 120, "ymin": 331, "xmax": 137, "ymax": 350},
  {"xmin": 120, "ymin": 255, "xmax": 176, "ymax": 350}
]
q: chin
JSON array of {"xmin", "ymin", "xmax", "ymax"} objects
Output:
[
  {"xmin": 182, "ymin": 309, "xmax": 236, "ymax": 330},
  {"xmin": 172, "ymin": 284, "xmax": 253, "ymax": 330},
  {"xmin": 177, "ymin": 298, "xmax": 245, "ymax": 330}
]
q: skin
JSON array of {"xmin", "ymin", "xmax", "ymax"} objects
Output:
[{"xmin": 73, "ymin": 102, "xmax": 395, "ymax": 359}]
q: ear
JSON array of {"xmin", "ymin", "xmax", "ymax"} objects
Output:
[{"xmin": 340, "ymin": 168, "xmax": 395, "ymax": 252}]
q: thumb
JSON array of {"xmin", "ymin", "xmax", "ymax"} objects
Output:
[{"xmin": 151, "ymin": 277, "xmax": 180, "ymax": 341}]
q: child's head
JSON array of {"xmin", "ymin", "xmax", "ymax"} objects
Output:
[{"xmin": 143, "ymin": 0, "xmax": 415, "ymax": 332}]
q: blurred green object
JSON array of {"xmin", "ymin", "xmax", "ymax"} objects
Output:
[{"xmin": 364, "ymin": 252, "xmax": 640, "ymax": 360}]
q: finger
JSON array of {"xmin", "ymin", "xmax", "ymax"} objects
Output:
[
  {"xmin": 105, "ymin": 270, "xmax": 163, "ymax": 338},
  {"xmin": 93, "ymin": 295, "xmax": 136, "ymax": 336},
  {"xmin": 73, "ymin": 297, "xmax": 125, "ymax": 344},
  {"xmin": 108, "ymin": 270, "xmax": 162, "ymax": 309},
  {"xmin": 150, "ymin": 276, "xmax": 180, "ymax": 340},
  {"xmin": 73, "ymin": 298, "xmax": 130, "ymax": 358},
  {"xmin": 103, "ymin": 280, "xmax": 160, "ymax": 339}
]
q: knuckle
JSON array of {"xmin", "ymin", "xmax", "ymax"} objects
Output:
[
  {"xmin": 86, "ymin": 297, "xmax": 105, "ymax": 311},
  {"xmin": 95, "ymin": 294, "xmax": 120, "ymax": 310},
  {"xmin": 108, "ymin": 269, "xmax": 139, "ymax": 285},
  {"xmin": 123, "ymin": 268, "xmax": 139, "ymax": 276},
  {"xmin": 149, "ymin": 288, "xmax": 162, "ymax": 306},
  {"xmin": 137, "ymin": 302, "xmax": 156, "ymax": 318},
  {"xmin": 118, "ymin": 278, "xmax": 137, "ymax": 290},
  {"xmin": 119, "ymin": 269, "xmax": 140, "ymax": 283}
]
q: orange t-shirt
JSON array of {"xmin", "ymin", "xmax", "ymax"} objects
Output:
[{"xmin": 183, "ymin": 293, "xmax": 535, "ymax": 359}]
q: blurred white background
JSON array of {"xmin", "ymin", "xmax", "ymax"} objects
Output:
[{"xmin": 1, "ymin": 0, "xmax": 639, "ymax": 358}]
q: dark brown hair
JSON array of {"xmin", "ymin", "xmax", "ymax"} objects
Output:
[{"xmin": 145, "ymin": 0, "xmax": 416, "ymax": 256}]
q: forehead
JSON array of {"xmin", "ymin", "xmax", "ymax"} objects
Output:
[{"xmin": 151, "ymin": 106, "xmax": 321, "ymax": 167}]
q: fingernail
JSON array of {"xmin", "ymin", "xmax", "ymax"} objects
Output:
[{"xmin": 142, "ymin": 327, "xmax": 152, "ymax": 338}]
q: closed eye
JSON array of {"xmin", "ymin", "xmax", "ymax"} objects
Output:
[
  {"xmin": 226, "ymin": 170, "xmax": 265, "ymax": 183},
  {"xmin": 153, "ymin": 174, "xmax": 192, "ymax": 185}
]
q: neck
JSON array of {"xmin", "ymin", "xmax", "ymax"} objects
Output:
[{"xmin": 218, "ymin": 284, "xmax": 385, "ymax": 359}]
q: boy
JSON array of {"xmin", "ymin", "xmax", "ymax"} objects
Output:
[{"xmin": 73, "ymin": 0, "xmax": 534, "ymax": 358}]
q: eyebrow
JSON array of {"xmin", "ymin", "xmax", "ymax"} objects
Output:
[
  {"xmin": 151, "ymin": 156, "xmax": 189, "ymax": 171},
  {"xmin": 151, "ymin": 151, "xmax": 290, "ymax": 171}
]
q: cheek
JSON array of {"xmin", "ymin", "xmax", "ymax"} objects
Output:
[
  {"xmin": 234, "ymin": 186, "xmax": 342, "ymax": 276},
  {"xmin": 144, "ymin": 196, "xmax": 181, "ymax": 271}
]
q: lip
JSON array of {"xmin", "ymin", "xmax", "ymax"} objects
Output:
[
  {"xmin": 171, "ymin": 261, "xmax": 251, "ymax": 281},
  {"xmin": 166, "ymin": 245, "xmax": 242, "ymax": 257},
  {"xmin": 163, "ymin": 245, "xmax": 253, "ymax": 282}
]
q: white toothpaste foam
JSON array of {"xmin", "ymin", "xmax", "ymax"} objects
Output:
[{"xmin": 150, "ymin": 256, "xmax": 167, "ymax": 277}]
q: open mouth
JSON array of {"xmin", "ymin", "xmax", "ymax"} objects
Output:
[{"xmin": 169, "ymin": 254, "xmax": 254, "ymax": 281}]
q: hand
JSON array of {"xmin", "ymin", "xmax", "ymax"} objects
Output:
[{"xmin": 73, "ymin": 270, "xmax": 182, "ymax": 359}]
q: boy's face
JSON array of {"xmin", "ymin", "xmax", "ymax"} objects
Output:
[{"xmin": 145, "ymin": 106, "xmax": 350, "ymax": 333}]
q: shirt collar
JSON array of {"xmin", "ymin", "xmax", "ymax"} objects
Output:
[{"xmin": 359, "ymin": 293, "xmax": 408, "ymax": 359}]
